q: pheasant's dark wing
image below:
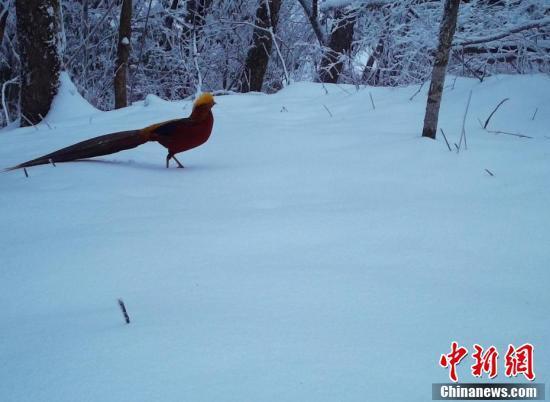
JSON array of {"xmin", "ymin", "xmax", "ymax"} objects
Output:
[{"xmin": 151, "ymin": 117, "xmax": 195, "ymax": 137}]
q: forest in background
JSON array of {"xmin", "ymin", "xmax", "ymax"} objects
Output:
[{"xmin": 1, "ymin": 0, "xmax": 549, "ymax": 128}]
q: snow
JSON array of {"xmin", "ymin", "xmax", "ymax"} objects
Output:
[
  {"xmin": 1, "ymin": 74, "xmax": 549, "ymax": 401},
  {"xmin": 47, "ymin": 72, "xmax": 99, "ymax": 123}
]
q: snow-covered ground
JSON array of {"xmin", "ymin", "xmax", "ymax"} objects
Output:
[{"xmin": 1, "ymin": 74, "xmax": 549, "ymax": 401}]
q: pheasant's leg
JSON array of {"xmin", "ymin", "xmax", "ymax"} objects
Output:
[
  {"xmin": 172, "ymin": 155, "xmax": 185, "ymax": 168},
  {"xmin": 166, "ymin": 153, "xmax": 171, "ymax": 168}
]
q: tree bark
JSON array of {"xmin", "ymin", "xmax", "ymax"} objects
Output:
[
  {"xmin": 0, "ymin": 6, "xmax": 7, "ymax": 45},
  {"xmin": 422, "ymin": 0, "xmax": 461, "ymax": 139},
  {"xmin": 182, "ymin": 0, "xmax": 212, "ymax": 45},
  {"xmin": 178, "ymin": 0, "xmax": 212, "ymax": 95},
  {"xmin": 361, "ymin": 5, "xmax": 389, "ymax": 84},
  {"xmin": 362, "ymin": 36, "xmax": 384, "ymax": 84},
  {"xmin": 15, "ymin": 0, "xmax": 63, "ymax": 126},
  {"xmin": 162, "ymin": 0, "xmax": 180, "ymax": 50},
  {"xmin": 81, "ymin": 0, "xmax": 89, "ymax": 79},
  {"xmin": 318, "ymin": 8, "xmax": 356, "ymax": 84},
  {"xmin": 239, "ymin": 0, "xmax": 282, "ymax": 93},
  {"xmin": 165, "ymin": 0, "xmax": 179, "ymax": 31},
  {"xmin": 297, "ymin": 0, "xmax": 324, "ymax": 46},
  {"xmin": 114, "ymin": 0, "xmax": 132, "ymax": 109}
]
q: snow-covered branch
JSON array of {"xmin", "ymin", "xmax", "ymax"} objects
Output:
[{"xmin": 454, "ymin": 17, "xmax": 550, "ymax": 47}]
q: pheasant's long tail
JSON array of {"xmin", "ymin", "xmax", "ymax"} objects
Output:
[{"xmin": 4, "ymin": 129, "xmax": 149, "ymax": 171}]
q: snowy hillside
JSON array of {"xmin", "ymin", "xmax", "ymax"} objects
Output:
[{"xmin": 1, "ymin": 75, "xmax": 549, "ymax": 401}]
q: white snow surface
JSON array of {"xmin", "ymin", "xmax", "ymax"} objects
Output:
[
  {"xmin": 48, "ymin": 72, "xmax": 100, "ymax": 123},
  {"xmin": 1, "ymin": 75, "xmax": 549, "ymax": 401}
]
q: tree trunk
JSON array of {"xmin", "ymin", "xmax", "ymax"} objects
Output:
[
  {"xmin": 239, "ymin": 0, "xmax": 282, "ymax": 93},
  {"xmin": 114, "ymin": 0, "xmax": 132, "ymax": 109},
  {"xmin": 162, "ymin": 0, "xmax": 179, "ymax": 50},
  {"xmin": 362, "ymin": 36, "xmax": 384, "ymax": 84},
  {"xmin": 165, "ymin": 0, "xmax": 179, "ymax": 31},
  {"xmin": 81, "ymin": 0, "xmax": 89, "ymax": 79},
  {"xmin": 318, "ymin": 8, "xmax": 356, "ymax": 84},
  {"xmin": 0, "ymin": 6, "xmax": 7, "ymax": 45},
  {"xmin": 15, "ymin": 0, "xmax": 63, "ymax": 126},
  {"xmin": 421, "ymin": 0, "xmax": 461, "ymax": 139},
  {"xmin": 182, "ymin": 0, "xmax": 212, "ymax": 45},
  {"xmin": 297, "ymin": 0, "xmax": 324, "ymax": 46},
  {"xmin": 180, "ymin": 0, "xmax": 212, "ymax": 96}
]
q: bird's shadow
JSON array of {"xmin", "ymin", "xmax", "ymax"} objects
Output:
[{"xmin": 72, "ymin": 158, "xmax": 223, "ymax": 172}]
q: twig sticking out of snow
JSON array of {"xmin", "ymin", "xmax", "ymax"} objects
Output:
[
  {"xmin": 322, "ymin": 104, "xmax": 333, "ymax": 117},
  {"xmin": 409, "ymin": 81, "xmax": 426, "ymax": 101},
  {"xmin": 118, "ymin": 299, "xmax": 130, "ymax": 324},
  {"xmin": 485, "ymin": 169, "xmax": 494, "ymax": 177},
  {"xmin": 451, "ymin": 76, "xmax": 458, "ymax": 90},
  {"xmin": 369, "ymin": 92, "xmax": 375, "ymax": 110},
  {"xmin": 20, "ymin": 113, "xmax": 38, "ymax": 131},
  {"xmin": 457, "ymin": 90, "xmax": 472, "ymax": 152},
  {"xmin": 531, "ymin": 108, "xmax": 538, "ymax": 121},
  {"xmin": 440, "ymin": 129, "xmax": 452, "ymax": 152},
  {"xmin": 486, "ymin": 130, "xmax": 532, "ymax": 139},
  {"xmin": 334, "ymin": 85, "xmax": 351, "ymax": 95},
  {"xmin": 483, "ymin": 98, "xmax": 509, "ymax": 129},
  {"xmin": 477, "ymin": 106, "xmax": 533, "ymax": 139},
  {"xmin": 38, "ymin": 114, "xmax": 52, "ymax": 130}
]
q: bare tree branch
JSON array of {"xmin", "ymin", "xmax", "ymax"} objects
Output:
[
  {"xmin": 454, "ymin": 18, "xmax": 550, "ymax": 47},
  {"xmin": 483, "ymin": 98, "xmax": 509, "ymax": 129}
]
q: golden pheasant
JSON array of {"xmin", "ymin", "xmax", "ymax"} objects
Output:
[{"xmin": 6, "ymin": 92, "xmax": 216, "ymax": 171}]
